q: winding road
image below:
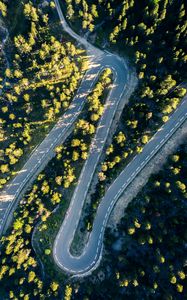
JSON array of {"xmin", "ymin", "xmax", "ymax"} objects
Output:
[
  {"xmin": 0, "ymin": 0, "xmax": 187, "ymax": 277},
  {"xmin": 53, "ymin": 1, "xmax": 187, "ymax": 276},
  {"xmin": 0, "ymin": 3, "xmax": 135, "ymax": 237}
]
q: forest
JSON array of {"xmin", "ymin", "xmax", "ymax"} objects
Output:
[
  {"xmin": 0, "ymin": 0, "xmax": 186, "ymax": 299},
  {"xmin": 0, "ymin": 0, "xmax": 85, "ymax": 190},
  {"xmin": 63, "ymin": 0, "xmax": 187, "ymax": 236},
  {"xmin": 0, "ymin": 61, "xmax": 113, "ymax": 298},
  {"xmin": 75, "ymin": 143, "xmax": 187, "ymax": 300}
]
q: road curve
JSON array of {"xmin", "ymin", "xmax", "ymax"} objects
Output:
[
  {"xmin": 0, "ymin": 0, "xmax": 186, "ymax": 277},
  {"xmin": 53, "ymin": 0, "xmax": 187, "ymax": 276},
  {"xmin": 0, "ymin": 51, "xmax": 132, "ymax": 235},
  {"xmin": 54, "ymin": 96, "xmax": 187, "ymax": 275},
  {"xmin": 0, "ymin": 4, "xmax": 133, "ymax": 236}
]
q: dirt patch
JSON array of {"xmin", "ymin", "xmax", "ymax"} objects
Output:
[{"xmin": 108, "ymin": 120, "xmax": 187, "ymax": 227}]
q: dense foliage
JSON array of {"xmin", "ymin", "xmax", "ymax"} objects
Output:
[
  {"xmin": 0, "ymin": 0, "xmax": 84, "ymax": 189},
  {"xmin": 0, "ymin": 0, "xmax": 186, "ymax": 299},
  {"xmin": 74, "ymin": 144, "xmax": 187, "ymax": 300},
  {"xmin": 0, "ymin": 69, "xmax": 112, "ymax": 299},
  {"xmin": 64, "ymin": 0, "xmax": 187, "ymax": 231},
  {"xmin": 0, "ymin": 0, "xmax": 6, "ymax": 17}
]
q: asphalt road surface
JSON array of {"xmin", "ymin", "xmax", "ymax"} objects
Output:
[
  {"xmin": 0, "ymin": 51, "xmax": 132, "ymax": 234},
  {"xmin": 0, "ymin": 0, "xmax": 186, "ymax": 277},
  {"xmin": 54, "ymin": 95, "xmax": 187, "ymax": 275},
  {"xmin": 53, "ymin": 1, "xmax": 187, "ymax": 275},
  {"xmin": 0, "ymin": 2, "xmax": 134, "ymax": 236}
]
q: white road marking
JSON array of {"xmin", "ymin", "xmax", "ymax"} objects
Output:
[{"xmin": 1, "ymin": 0, "xmax": 187, "ymax": 278}]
